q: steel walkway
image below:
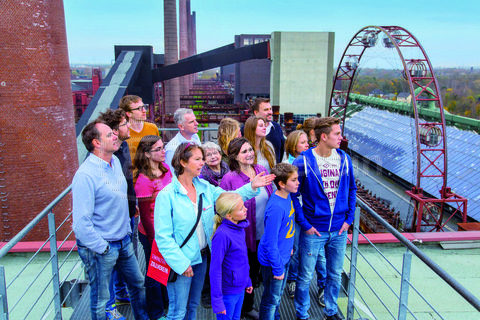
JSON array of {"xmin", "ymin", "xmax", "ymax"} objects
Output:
[{"xmin": 70, "ymin": 242, "xmax": 329, "ymax": 320}]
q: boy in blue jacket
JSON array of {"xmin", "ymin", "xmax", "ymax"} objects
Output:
[
  {"xmin": 292, "ymin": 117, "xmax": 357, "ymax": 320},
  {"xmin": 258, "ymin": 163, "xmax": 299, "ymax": 320}
]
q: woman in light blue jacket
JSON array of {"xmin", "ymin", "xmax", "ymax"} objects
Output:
[{"xmin": 154, "ymin": 142, "xmax": 275, "ymax": 320}]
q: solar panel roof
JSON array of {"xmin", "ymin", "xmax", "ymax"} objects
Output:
[{"xmin": 345, "ymin": 107, "xmax": 480, "ymax": 221}]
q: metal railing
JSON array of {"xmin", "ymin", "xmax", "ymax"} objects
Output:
[
  {"xmin": 2, "ymin": 178, "xmax": 480, "ymax": 319},
  {"xmin": 0, "ymin": 185, "xmax": 85, "ymax": 320},
  {"xmin": 344, "ymin": 200, "xmax": 480, "ymax": 319}
]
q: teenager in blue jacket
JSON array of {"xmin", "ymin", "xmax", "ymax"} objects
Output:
[{"xmin": 292, "ymin": 117, "xmax": 357, "ymax": 320}]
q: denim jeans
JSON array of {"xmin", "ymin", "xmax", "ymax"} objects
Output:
[
  {"xmin": 107, "ymin": 217, "xmax": 138, "ymax": 309},
  {"xmin": 166, "ymin": 252, "xmax": 208, "ymax": 320},
  {"xmin": 259, "ymin": 263, "xmax": 289, "ymax": 320},
  {"xmin": 216, "ymin": 292, "xmax": 245, "ymax": 320},
  {"xmin": 294, "ymin": 231, "xmax": 347, "ymax": 319},
  {"xmin": 77, "ymin": 235, "xmax": 148, "ymax": 320},
  {"xmin": 287, "ymin": 223, "xmax": 300, "ymax": 282},
  {"xmin": 107, "ymin": 269, "xmax": 128, "ymax": 308},
  {"xmin": 139, "ymin": 232, "xmax": 166, "ymax": 320},
  {"xmin": 287, "ymin": 223, "xmax": 326, "ymax": 290}
]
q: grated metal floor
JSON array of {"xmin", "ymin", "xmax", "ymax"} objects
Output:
[{"xmin": 70, "ymin": 242, "xmax": 329, "ymax": 320}]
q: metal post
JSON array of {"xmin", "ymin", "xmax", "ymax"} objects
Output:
[
  {"xmin": 347, "ymin": 207, "xmax": 361, "ymax": 320},
  {"xmin": 48, "ymin": 212, "xmax": 62, "ymax": 320},
  {"xmin": 0, "ymin": 265, "xmax": 8, "ymax": 320},
  {"xmin": 398, "ymin": 249, "xmax": 412, "ymax": 320}
]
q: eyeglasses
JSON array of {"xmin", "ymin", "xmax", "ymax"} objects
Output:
[
  {"xmin": 118, "ymin": 121, "xmax": 129, "ymax": 127},
  {"xmin": 150, "ymin": 146, "xmax": 164, "ymax": 153},
  {"xmin": 131, "ymin": 105, "xmax": 147, "ymax": 111},
  {"xmin": 205, "ymin": 150, "xmax": 220, "ymax": 158}
]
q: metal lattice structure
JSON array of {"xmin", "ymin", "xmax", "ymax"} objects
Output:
[{"xmin": 328, "ymin": 25, "xmax": 467, "ymax": 232}]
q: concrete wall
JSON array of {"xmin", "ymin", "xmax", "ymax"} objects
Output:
[{"xmin": 270, "ymin": 32, "xmax": 335, "ymax": 117}]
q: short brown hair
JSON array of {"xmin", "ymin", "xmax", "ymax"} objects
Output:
[
  {"xmin": 98, "ymin": 108, "xmax": 126, "ymax": 131},
  {"xmin": 314, "ymin": 117, "xmax": 341, "ymax": 142},
  {"xmin": 171, "ymin": 142, "xmax": 205, "ymax": 177},
  {"xmin": 271, "ymin": 162, "xmax": 298, "ymax": 190},
  {"xmin": 250, "ymin": 98, "xmax": 270, "ymax": 113},
  {"xmin": 119, "ymin": 95, "xmax": 141, "ymax": 115},
  {"xmin": 285, "ymin": 130, "xmax": 308, "ymax": 158},
  {"xmin": 81, "ymin": 121, "xmax": 102, "ymax": 153}
]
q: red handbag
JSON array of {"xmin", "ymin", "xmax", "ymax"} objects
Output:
[
  {"xmin": 147, "ymin": 195, "xmax": 203, "ymax": 286},
  {"xmin": 146, "ymin": 240, "xmax": 171, "ymax": 286}
]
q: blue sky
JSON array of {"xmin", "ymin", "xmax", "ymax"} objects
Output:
[{"xmin": 64, "ymin": 0, "xmax": 479, "ymax": 67}]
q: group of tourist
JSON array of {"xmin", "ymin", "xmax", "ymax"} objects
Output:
[{"xmin": 72, "ymin": 96, "xmax": 357, "ymax": 320}]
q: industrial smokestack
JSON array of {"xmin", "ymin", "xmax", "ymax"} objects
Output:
[
  {"xmin": 0, "ymin": 0, "xmax": 78, "ymax": 241},
  {"xmin": 179, "ymin": 0, "xmax": 189, "ymax": 96},
  {"xmin": 164, "ymin": 0, "xmax": 180, "ymax": 114},
  {"xmin": 192, "ymin": 11, "xmax": 197, "ymax": 86}
]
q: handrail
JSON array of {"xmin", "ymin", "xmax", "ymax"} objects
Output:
[
  {"xmin": 0, "ymin": 185, "xmax": 72, "ymax": 260},
  {"xmin": 356, "ymin": 198, "xmax": 480, "ymax": 312}
]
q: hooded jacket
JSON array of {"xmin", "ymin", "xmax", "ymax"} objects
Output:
[{"xmin": 292, "ymin": 148, "xmax": 357, "ymax": 232}]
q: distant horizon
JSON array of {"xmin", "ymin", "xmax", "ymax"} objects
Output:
[
  {"xmin": 64, "ymin": 1, "xmax": 479, "ymax": 67},
  {"xmin": 69, "ymin": 63, "xmax": 480, "ymax": 70}
]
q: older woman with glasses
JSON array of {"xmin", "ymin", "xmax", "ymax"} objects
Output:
[
  {"xmin": 155, "ymin": 142, "xmax": 275, "ymax": 320},
  {"xmin": 134, "ymin": 135, "xmax": 172, "ymax": 320},
  {"xmin": 200, "ymin": 142, "xmax": 229, "ymax": 187}
]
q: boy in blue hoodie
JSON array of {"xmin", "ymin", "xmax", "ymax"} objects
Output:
[
  {"xmin": 258, "ymin": 163, "xmax": 299, "ymax": 320},
  {"xmin": 292, "ymin": 117, "xmax": 357, "ymax": 320}
]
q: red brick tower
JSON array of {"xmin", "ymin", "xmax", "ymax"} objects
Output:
[{"xmin": 0, "ymin": 1, "xmax": 78, "ymax": 241}]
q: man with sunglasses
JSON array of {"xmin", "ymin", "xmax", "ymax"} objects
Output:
[{"xmin": 119, "ymin": 95, "xmax": 159, "ymax": 162}]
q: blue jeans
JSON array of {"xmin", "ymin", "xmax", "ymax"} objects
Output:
[
  {"xmin": 287, "ymin": 223, "xmax": 300, "ymax": 282},
  {"xmin": 288, "ymin": 223, "xmax": 326, "ymax": 289},
  {"xmin": 294, "ymin": 231, "xmax": 347, "ymax": 319},
  {"xmin": 139, "ymin": 232, "xmax": 166, "ymax": 319},
  {"xmin": 77, "ymin": 235, "xmax": 148, "ymax": 320},
  {"xmin": 107, "ymin": 218, "xmax": 138, "ymax": 309},
  {"xmin": 107, "ymin": 269, "xmax": 128, "ymax": 308},
  {"xmin": 216, "ymin": 292, "xmax": 245, "ymax": 320},
  {"xmin": 166, "ymin": 253, "xmax": 208, "ymax": 320},
  {"xmin": 259, "ymin": 263, "xmax": 289, "ymax": 320}
]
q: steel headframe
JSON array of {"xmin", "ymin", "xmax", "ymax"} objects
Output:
[{"xmin": 328, "ymin": 25, "xmax": 467, "ymax": 232}]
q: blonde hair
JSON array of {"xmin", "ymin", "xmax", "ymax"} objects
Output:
[
  {"xmin": 244, "ymin": 116, "xmax": 275, "ymax": 169},
  {"xmin": 285, "ymin": 130, "xmax": 308, "ymax": 158},
  {"xmin": 213, "ymin": 192, "xmax": 243, "ymax": 235},
  {"xmin": 218, "ymin": 117, "xmax": 240, "ymax": 154}
]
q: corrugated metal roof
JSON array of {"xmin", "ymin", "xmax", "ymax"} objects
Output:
[{"xmin": 345, "ymin": 107, "xmax": 480, "ymax": 221}]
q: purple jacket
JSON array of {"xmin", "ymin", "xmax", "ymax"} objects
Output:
[
  {"xmin": 220, "ymin": 165, "xmax": 273, "ymax": 251},
  {"xmin": 210, "ymin": 219, "xmax": 252, "ymax": 314}
]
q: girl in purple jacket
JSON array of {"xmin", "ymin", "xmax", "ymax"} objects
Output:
[{"xmin": 210, "ymin": 192, "xmax": 253, "ymax": 320}]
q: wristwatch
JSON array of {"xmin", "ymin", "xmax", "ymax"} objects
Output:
[{"xmin": 102, "ymin": 244, "xmax": 109, "ymax": 255}]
